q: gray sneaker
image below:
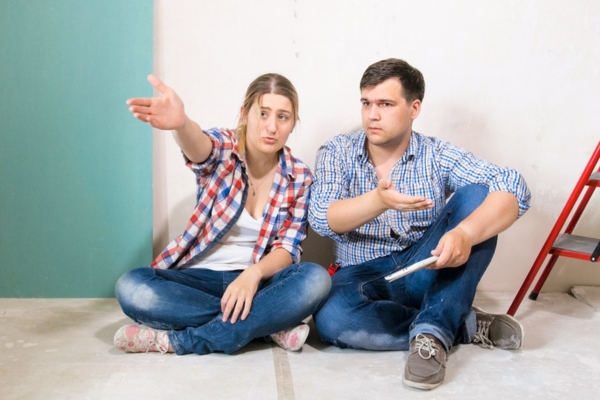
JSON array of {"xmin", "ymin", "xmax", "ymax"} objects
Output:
[
  {"xmin": 472, "ymin": 306, "xmax": 524, "ymax": 350},
  {"xmin": 403, "ymin": 333, "xmax": 447, "ymax": 390}
]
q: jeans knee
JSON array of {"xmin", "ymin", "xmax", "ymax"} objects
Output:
[
  {"xmin": 115, "ymin": 268, "xmax": 157, "ymax": 313},
  {"xmin": 454, "ymin": 184, "xmax": 488, "ymax": 202},
  {"xmin": 448, "ymin": 184, "xmax": 489, "ymax": 217},
  {"xmin": 298, "ymin": 262, "xmax": 332, "ymax": 302},
  {"xmin": 115, "ymin": 268, "xmax": 140, "ymax": 299}
]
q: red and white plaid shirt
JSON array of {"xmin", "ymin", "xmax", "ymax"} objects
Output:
[{"xmin": 151, "ymin": 128, "xmax": 312, "ymax": 270}]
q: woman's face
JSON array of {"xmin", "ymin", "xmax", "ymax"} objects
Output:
[{"xmin": 243, "ymin": 93, "xmax": 295, "ymax": 158}]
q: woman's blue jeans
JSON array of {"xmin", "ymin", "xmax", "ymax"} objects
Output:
[
  {"xmin": 115, "ymin": 262, "xmax": 331, "ymax": 355},
  {"xmin": 314, "ymin": 184, "xmax": 497, "ymax": 352}
]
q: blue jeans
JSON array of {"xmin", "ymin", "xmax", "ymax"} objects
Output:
[
  {"xmin": 115, "ymin": 262, "xmax": 331, "ymax": 355},
  {"xmin": 314, "ymin": 185, "xmax": 497, "ymax": 352}
]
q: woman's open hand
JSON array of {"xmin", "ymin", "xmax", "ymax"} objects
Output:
[{"xmin": 126, "ymin": 74, "xmax": 186, "ymax": 131}]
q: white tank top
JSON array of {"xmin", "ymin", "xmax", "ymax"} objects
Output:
[{"xmin": 187, "ymin": 207, "xmax": 262, "ymax": 271}]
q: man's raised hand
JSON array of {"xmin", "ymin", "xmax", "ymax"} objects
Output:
[{"xmin": 376, "ymin": 179, "xmax": 434, "ymax": 212}]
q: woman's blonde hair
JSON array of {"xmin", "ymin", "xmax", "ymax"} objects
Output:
[{"xmin": 236, "ymin": 73, "xmax": 299, "ymax": 154}]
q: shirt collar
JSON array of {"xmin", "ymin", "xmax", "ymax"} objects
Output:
[
  {"xmin": 356, "ymin": 131, "xmax": 369, "ymax": 164},
  {"xmin": 241, "ymin": 146, "xmax": 295, "ymax": 185},
  {"xmin": 356, "ymin": 130, "xmax": 418, "ymax": 163},
  {"xmin": 403, "ymin": 131, "xmax": 418, "ymax": 162},
  {"xmin": 279, "ymin": 146, "xmax": 296, "ymax": 182}
]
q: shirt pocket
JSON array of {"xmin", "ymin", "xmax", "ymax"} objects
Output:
[
  {"xmin": 402, "ymin": 178, "xmax": 444, "ymax": 229},
  {"xmin": 266, "ymin": 204, "xmax": 291, "ymax": 238},
  {"xmin": 274, "ymin": 205, "xmax": 291, "ymax": 225}
]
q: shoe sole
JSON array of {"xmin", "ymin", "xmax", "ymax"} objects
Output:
[
  {"xmin": 402, "ymin": 374, "xmax": 444, "ymax": 390},
  {"xmin": 271, "ymin": 324, "xmax": 310, "ymax": 351},
  {"xmin": 472, "ymin": 306, "xmax": 525, "ymax": 350}
]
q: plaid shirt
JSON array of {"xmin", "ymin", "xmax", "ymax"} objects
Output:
[
  {"xmin": 151, "ymin": 128, "xmax": 312, "ymax": 270},
  {"xmin": 308, "ymin": 130, "xmax": 531, "ymax": 267}
]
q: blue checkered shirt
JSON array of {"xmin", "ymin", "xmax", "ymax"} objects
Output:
[{"xmin": 308, "ymin": 130, "xmax": 531, "ymax": 267}]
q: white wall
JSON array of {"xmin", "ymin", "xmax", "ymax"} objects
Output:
[{"xmin": 153, "ymin": 0, "xmax": 600, "ymax": 292}]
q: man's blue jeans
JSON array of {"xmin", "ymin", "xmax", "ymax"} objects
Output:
[
  {"xmin": 115, "ymin": 262, "xmax": 331, "ymax": 355},
  {"xmin": 314, "ymin": 185, "xmax": 497, "ymax": 352}
]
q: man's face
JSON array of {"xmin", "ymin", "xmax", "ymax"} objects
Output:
[{"xmin": 360, "ymin": 78, "xmax": 421, "ymax": 150}]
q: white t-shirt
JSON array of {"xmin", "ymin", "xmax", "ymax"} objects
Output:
[{"xmin": 187, "ymin": 208, "xmax": 262, "ymax": 271}]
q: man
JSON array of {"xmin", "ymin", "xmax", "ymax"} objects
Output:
[{"xmin": 308, "ymin": 58, "xmax": 531, "ymax": 390}]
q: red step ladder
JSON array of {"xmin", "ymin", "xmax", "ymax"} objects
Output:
[{"xmin": 508, "ymin": 141, "xmax": 600, "ymax": 316}]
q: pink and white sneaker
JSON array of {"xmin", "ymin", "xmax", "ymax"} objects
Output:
[
  {"xmin": 270, "ymin": 323, "xmax": 310, "ymax": 351},
  {"xmin": 113, "ymin": 324, "xmax": 171, "ymax": 354}
]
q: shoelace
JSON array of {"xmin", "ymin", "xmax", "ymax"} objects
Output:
[
  {"xmin": 415, "ymin": 334, "xmax": 439, "ymax": 359},
  {"xmin": 145, "ymin": 330, "xmax": 169, "ymax": 354},
  {"xmin": 473, "ymin": 320, "xmax": 495, "ymax": 349}
]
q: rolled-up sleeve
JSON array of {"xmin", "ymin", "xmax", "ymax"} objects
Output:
[
  {"xmin": 438, "ymin": 141, "xmax": 532, "ymax": 217},
  {"xmin": 183, "ymin": 128, "xmax": 235, "ymax": 182}
]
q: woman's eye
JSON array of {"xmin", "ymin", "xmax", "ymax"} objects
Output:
[
  {"xmin": 261, "ymin": 112, "xmax": 268, "ymax": 118},
  {"xmin": 278, "ymin": 115, "xmax": 289, "ymax": 121}
]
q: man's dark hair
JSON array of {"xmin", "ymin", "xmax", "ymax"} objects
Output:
[{"xmin": 360, "ymin": 58, "xmax": 425, "ymax": 102}]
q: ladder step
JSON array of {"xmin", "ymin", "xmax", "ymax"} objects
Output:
[
  {"xmin": 508, "ymin": 141, "xmax": 600, "ymax": 316},
  {"xmin": 552, "ymin": 234, "xmax": 600, "ymax": 257}
]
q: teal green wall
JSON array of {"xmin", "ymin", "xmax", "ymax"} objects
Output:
[{"xmin": 0, "ymin": 1, "xmax": 153, "ymax": 297}]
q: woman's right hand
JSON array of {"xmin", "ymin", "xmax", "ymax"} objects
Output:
[
  {"xmin": 126, "ymin": 74, "xmax": 187, "ymax": 131},
  {"xmin": 221, "ymin": 266, "xmax": 263, "ymax": 324}
]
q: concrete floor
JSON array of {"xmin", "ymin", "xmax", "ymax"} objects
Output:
[{"xmin": 1, "ymin": 291, "xmax": 598, "ymax": 400}]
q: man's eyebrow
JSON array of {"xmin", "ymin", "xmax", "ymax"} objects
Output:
[{"xmin": 360, "ymin": 97, "xmax": 396, "ymax": 103}]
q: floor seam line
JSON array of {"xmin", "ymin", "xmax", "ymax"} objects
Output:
[{"xmin": 272, "ymin": 344, "xmax": 295, "ymax": 400}]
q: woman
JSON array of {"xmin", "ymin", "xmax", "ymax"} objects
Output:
[{"xmin": 114, "ymin": 73, "xmax": 331, "ymax": 355}]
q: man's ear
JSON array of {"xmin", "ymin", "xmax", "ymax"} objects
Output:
[{"xmin": 410, "ymin": 99, "xmax": 422, "ymax": 120}]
